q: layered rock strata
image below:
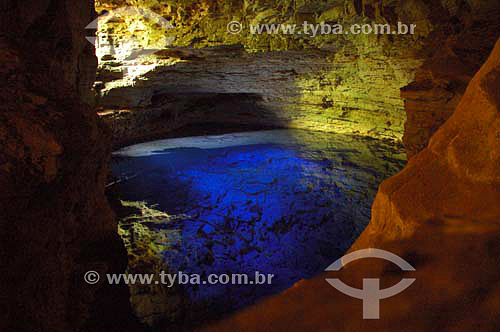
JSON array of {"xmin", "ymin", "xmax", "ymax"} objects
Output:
[
  {"xmin": 93, "ymin": 0, "xmax": 432, "ymax": 146},
  {"xmin": 93, "ymin": 1, "xmax": 500, "ymax": 155},
  {"xmin": 98, "ymin": 46, "xmax": 420, "ymax": 147}
]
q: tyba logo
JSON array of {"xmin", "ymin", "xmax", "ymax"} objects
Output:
[{"xmin": 325, "ymin": 248, "xmax": 416, "ymax": 319}]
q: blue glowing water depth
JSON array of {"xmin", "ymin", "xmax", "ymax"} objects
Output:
[{"xmin": 109, "ymin": 129, "xmax": 405, "ymax": 325}]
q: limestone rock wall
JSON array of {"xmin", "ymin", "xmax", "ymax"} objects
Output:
[
  {"xmin": 93, "ymin": 0, "xmax": 500, "ymax": 152},
  {"xmin": 93, "ymin": 0, "xmax": 437, "ymax": 145},
  {"xmin": 402, "ymin": 1, "xmax": 500, "ymax": 157},
  {"xmin": 97, "ymin": 46, "xmax": 421, "ymax": 147},
  {"xmin": 0, "ymin": 1, "xmax": 137, "ymax": 331},
  {"xmin": 357, "ymin": 36, "xmax": 500, "ymax": 246}
]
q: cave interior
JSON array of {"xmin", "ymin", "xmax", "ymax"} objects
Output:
[{"xmin": 1, "ymin": 1, "xmax": 500, "ymax": 332}]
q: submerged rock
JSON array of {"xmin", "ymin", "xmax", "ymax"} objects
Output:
[{"xmin": 109, "ymin": 129, "xmax": 406, "ymax": 329}]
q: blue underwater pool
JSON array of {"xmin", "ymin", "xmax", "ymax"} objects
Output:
[{"xmin": 109, "ymin": 129, "xmax": 405, "ymax": 327}]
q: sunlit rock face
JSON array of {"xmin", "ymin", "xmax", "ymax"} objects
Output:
[
  {"xmin": 359, "ymin": 37, "xmax": 500, "ymax": 244},
  {"xmin": 97, "ymin": 46, "xmax": 419, "ymax": 147},
  {"xmin": 93, "ymin": 0, "xmax": 500, "ymax": 154},
  {"xmin": 92, "ymin": 0, "xmax": 435, "ymax": 146}
]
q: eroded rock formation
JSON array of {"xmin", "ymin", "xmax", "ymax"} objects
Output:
[
  {"xmin": 199, "ymin": 37, "xmax": 500, "ymax": 332},
  {"xmin": 93, "ymin": 0, "xmax": 429, "ymax": 146},
  {"xmin": 98, "ymin": 46, "xmax": 419, "ymax": 147},
  {"xmin": 0, "ymin": 1, "xmax": 137, "ymax": 331},
  {"xmin": 402, "ymin": 1, "xmax": 500, "ymax": 157},
  {"xmin": 93, "ymin": 0, "xmax": 500, "ymax": 156},
  {"xmin": 357, "ymin": 36, "xmax": 500, "ymax": 247}
]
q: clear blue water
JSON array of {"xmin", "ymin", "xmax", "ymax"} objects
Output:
[{"xmin": 109, "ymin": 129, "xmax": 405, "ymax": 327}]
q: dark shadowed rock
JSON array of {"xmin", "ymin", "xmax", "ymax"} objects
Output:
[{"xmin": 0, "ymin": 1, "xmax": 142, "ymax": 331}]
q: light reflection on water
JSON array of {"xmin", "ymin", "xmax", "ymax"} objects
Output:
[{"xmin": 109, "ymin": 129, "xmax": 405, "ymax": 327}]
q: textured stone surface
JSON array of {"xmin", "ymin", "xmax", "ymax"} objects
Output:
[
  {"xmin": 114, "ymin": 201, "xmax": 183, "ymax": 327},
  {"xmin": 93, "ymin": 0, "xmax": 500, "ymax": 155},
  {"xmin": 401, "ymin": 1, "xmax": 500, "ymax": 157},
  {"xmin": 357, "ymin": 36, "xmax": 500, "ymax": 245},
  {"xmin": 93, "ymin": 0, "xmax": 438, "ymax": 146},
  {"xmin": 196, "ymin": 37, "xmax": 500, "ymax": 332},
  {"xmin": 98, "ymin": 46, "xmax": 421, "ymax": 147},
  {"xmin": 0, "ymin": 1, "xmax": 138, "ymax": 332}
]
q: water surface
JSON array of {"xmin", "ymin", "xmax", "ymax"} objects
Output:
[{"xmin": 109, "ymin": 129, "xmax": 405, "ymax": 328}]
